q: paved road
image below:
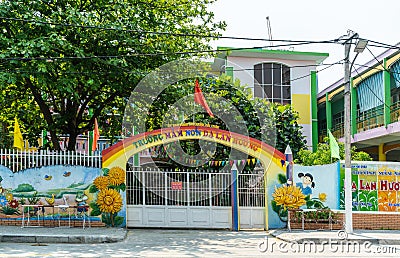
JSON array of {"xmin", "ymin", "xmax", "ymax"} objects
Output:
[{"xmin": 0, "ymin": 229, "xmax": 399, "ymax": 257}]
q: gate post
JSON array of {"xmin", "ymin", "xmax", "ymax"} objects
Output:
[{"xmin": 231, "ymin": 163, "xmax": 239, "ymax": 231}]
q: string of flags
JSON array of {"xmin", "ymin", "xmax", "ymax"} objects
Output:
[
  {"xmin": 206, "ymin": 159, "xmax": 259, "ymax": 167},
  {"xmin": 177, "ymin": 158, "xmax": 261, "ymax": 167},
  {"xmin": 146, "ymin": 146, "xmax": 295, "ymax": 167}
]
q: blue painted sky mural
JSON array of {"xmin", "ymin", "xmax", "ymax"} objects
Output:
[{"xmin": 0, "ymin": 165, "xmax": 101, "ymax": 198}]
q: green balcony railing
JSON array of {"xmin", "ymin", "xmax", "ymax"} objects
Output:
[
  {"xmin": 390, "ymin": 101, "xmax": 400, "ymax": 123},
  {"xmin": 356, "ymin": 105, "xmax": 384, "ymax": 133},
  {"xmin": 331, "ymin": 122, "xmax": 344, "ymax": 139}
]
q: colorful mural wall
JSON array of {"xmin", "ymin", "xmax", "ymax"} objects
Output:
[
  {"xmin": 0, "ymin": 164, "xmax": 101, "ymax": 220},
  {"xmin": 294, "ymin": 162, "xmax": 340, "ymax": 210},
  {"xmin": 287, "ymin": 161, "xmax": 400, "ymax": 214},
  {"xmin": 271, "ymin": 162, "xmax": 340, "ymax": 224},
  {"xmin": 339, "ymin": 161, "xmax": 400, "ymax": 212},
  {"xmin": 90, "ymin": 166, "xmax": 126, "ymax": 227}
]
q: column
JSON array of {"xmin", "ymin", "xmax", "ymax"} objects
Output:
[
  {"xmin": 325, "ymin": 92, "xmax": 332, "ymax": 131},
  {"xmin": 383, "ymin": 58, "xmax": 391, "ymax": 125},
  {"xmin": 378, "ymin": 143, "xmax": 386, "ymax": 161},
  {"xmin": 351, "ymin": 81, "xmax": 357, "ymax": 135},
  {"xmin": 311, "ymin": 71, "xmax": 318, "ymax": 151}
]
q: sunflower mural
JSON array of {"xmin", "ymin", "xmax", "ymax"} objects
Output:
[
  {"xmin": 272, "ymin": 184, "xmax": 306, "ymax": 210},
  {"xmin": 271, "ymin": 174, "xmax": 306, "ymax": 222},
  {"xmin": 89, "ymin": 166, "xmax": 126, "ymax": 227},
  {"xmin": 271, "ymin": 173, "xmax": 330, "ymax": 222}
]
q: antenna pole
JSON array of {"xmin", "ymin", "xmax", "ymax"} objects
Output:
[{"xmin": 266, "ymin": 16, "xmax": 273, "ymax": 47}]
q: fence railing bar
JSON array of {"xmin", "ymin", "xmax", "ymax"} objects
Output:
[{"xmin": 0, "ymin": 148, "xmax": 102, "ymax": 172}]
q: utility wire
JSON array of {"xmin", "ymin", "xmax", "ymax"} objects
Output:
[
  {"xmin": 359, "ymin": 38, "xmax": 400, "ymax": 50},
  {"xmin": 327, "ymin": 45, "xmax": 397, "ymax": 116},
  {"xmin": 365, "ymin": 46, "xmax": 400, "ymax": 86},
  {"xmin": 352, "ymin": 66, "xmax": 391, "ymax": 120},
  {"xmin": 350, "ymin": 47, "xmax": 390, "ymax": 113},
  {"xmin": 353, "ymin": 63, "xmax": 400, "ymax": 75},
  {"xmin": 0, "ymin": 60, "xmax": 344, "ymax": 91},
  {"xmin": 291, "ymin": 59, "xmax": 344, "ymax": 82},
  {"xmin": 0, "ymin": 42, "xmax": 332, "ymax": 62},
  {"xmin": 0, "ymin": 62, "xmax": 343, "ymax": 75},
  {"xmin": 0, "ymin": 16, "xmax": 342, "ymax": 45}
]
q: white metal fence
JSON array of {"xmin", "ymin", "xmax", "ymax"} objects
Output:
[
  {"xmin": 126, "ymin": 167, "xmax": 265, "ymax": 207},
  {"xmin": 0, "ymin": 149, "xmax": 102, "ymax": 172}
]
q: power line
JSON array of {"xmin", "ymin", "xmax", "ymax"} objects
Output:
[
  {"xmin": 0, "ymin": 16, "xmax": 342, "ymax": 45},
  {"xmin": 0, "ymin": 42, "xmax": 333, "ymax": 62},
  {"xmin": 0, "ymin": 61, "xmax": 343, "ymax": 79},
  {"xmin": 359, "ymin": 38, "xmax": 400, "ymax": 50},
  {"xmin": 348, "ymin": 46, "xmax": 392, "ymax": 114},
  {"xmin": 290, "ymin": 59, "xmax": 344, "ymax": 82},
  {"xmin": 353, "ymin": 63, "xmax": 400, "ymax": 75},
  {"xmin": 365, "ymin": 46, "xmax": 400, "ymax": 86},
  {"xmin": 354, "ymin": 72, "xmax": 384, "ymax": 106}
]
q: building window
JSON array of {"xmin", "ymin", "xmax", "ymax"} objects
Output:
[
  {"xmin": 331, "ymin": 111, "xmax": 344, "ymax": 138},
  {"xmin": 254, "ymin": 63, "xmax": 291, "ymax": 104}
]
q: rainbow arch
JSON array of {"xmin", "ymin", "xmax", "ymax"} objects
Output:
[
  {"xmin": 102, "ymin": 125, "xmax": 285, "ymax": 169},
  {"xmin": 102, "ymin": 125, "xmax": 287, "ymax": 229}
]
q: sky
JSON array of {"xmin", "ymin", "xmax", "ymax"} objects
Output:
[{"xmin": 209, "ymin": 0, "xmax": 400, "ymax": 91}]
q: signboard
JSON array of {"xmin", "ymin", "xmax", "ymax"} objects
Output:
[
  {"xmin": 171, "ymin": 181, "xmax": 183, "ymax": 190},
  {"xmin": 339, "ymin": 162, "xmax": 400, "ymax": 212}
]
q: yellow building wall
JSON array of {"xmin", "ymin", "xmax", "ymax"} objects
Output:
[{"xmin": 292, "ymin": 94, "xmax": 311, "ymax": 125}]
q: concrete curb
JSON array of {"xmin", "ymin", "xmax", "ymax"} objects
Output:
[{"xmin": 0, "ymin": 228, "xmax": 128, "ymax": 244}]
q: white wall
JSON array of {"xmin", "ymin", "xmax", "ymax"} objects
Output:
[{"xmin": 226, "ymin": 56, "xmax": 316, "ymax": 149}]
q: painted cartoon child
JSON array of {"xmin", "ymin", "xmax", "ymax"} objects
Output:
[
  {"xmin": 296, "ymin": 172, "xmax": 315, "ymax": 196},
  {"xmin": 75, "ymin": 191, "xmax": 89, "ymax": 213}
]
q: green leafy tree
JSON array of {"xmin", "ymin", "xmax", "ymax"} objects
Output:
[
  {"xmin": 295, "ymin": 137, "xmax": 372, "ymax": 166},
  {"xmin": 0, "ymin": 85, "xmax": 43, "ymax": 148},
  {"xmin": 137, "ymin": 74, "xmax": 306, "ymax": 170},
  {"xmin": 141, "ymin": 75, "xmax": 268, "ymax": 170},
  {"xmin": 269, "ymin": 104, "xmax": 307, "ymax": 160},
  {"xmin": 0, "ymin": 0, "xmax": 225, "ymax": 150}
]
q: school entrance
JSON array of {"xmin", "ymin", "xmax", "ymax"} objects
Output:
[
  {"xmin": 101, "ymin": 125, "xmax": 287, "ymax": 230},
  {"xmin": 126, "ymin": 166, "xmax": 265, "ymax": 229}
]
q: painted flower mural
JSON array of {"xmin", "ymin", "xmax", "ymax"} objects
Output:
[
  {"xmin": 271, "ymin": 173, "xmax": 334, "ymax": 223},
  {"xmin": 378, "ymin": 191, "xmax": 396, "ymax": 212},
  {"xmin": 108, "ymin": 167, "xmax": 125, "ymax": 186},
  {"xmin": 0, "ymin": 196, "xmax": 7, "ymax": 206},
  {"xmin": 97, "ymin": 188, "xmax": 123, "ymax": 213},
  {"xmin": 9, "ymin": 199, "xmax": 19, "ymax": 209},
  {"xmin": 319, "ymin": 193, "xmax": 327, "ymax": 202},
  {"xmin": 5, "ymin": 193, "xmax": 13, "ymax": 202},
  {"xmin": 0, "ymin": 192, "xmax": 20, "ymax": 215},
  {"xmin": 90, "ymin": 166, "xmax": 126, "ymax": 227},
  {"xmin": 93, "ymin": 176, "xmax": 109, "ymax": 190},
  {"xmin": 272, "ymin": 185, "xmax": 306, "ymax": 210}
]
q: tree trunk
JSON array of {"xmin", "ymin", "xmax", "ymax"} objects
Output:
[
  {"xmin": 25, "ymin": 78, "xmax": 62, "ymax": 150},
  {"xmin": 67, "ymin": 131, "xmax": 78, "ymax": 151},
  {"xmin": 48, "ymin": 130, "xmax": 61, "ymax": 151}
]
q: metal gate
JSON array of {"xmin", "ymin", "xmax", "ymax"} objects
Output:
[
  {"xmin": 126, "ymin": 167, "xmax": 265, "ymax": 229},
  {"xmin": 238, "ymin": 173, "xmax": 265, "ymax": 229}
]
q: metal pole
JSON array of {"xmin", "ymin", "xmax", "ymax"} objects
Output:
[{"xmin": 344, "ymin": 33, "xmax": 354, "ymax": 234}]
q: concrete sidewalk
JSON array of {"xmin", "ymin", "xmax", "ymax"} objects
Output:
[
  {"xmin": 0, "ymin": 226, "xmax": 127, "ymax": 244},
  {"xmin": 1, "ymin": 225, "xmax": 400, "ymax": 246},
  {"xmin": 270, "ymin": 229, "xmax": 400, "ymax": 245}
]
